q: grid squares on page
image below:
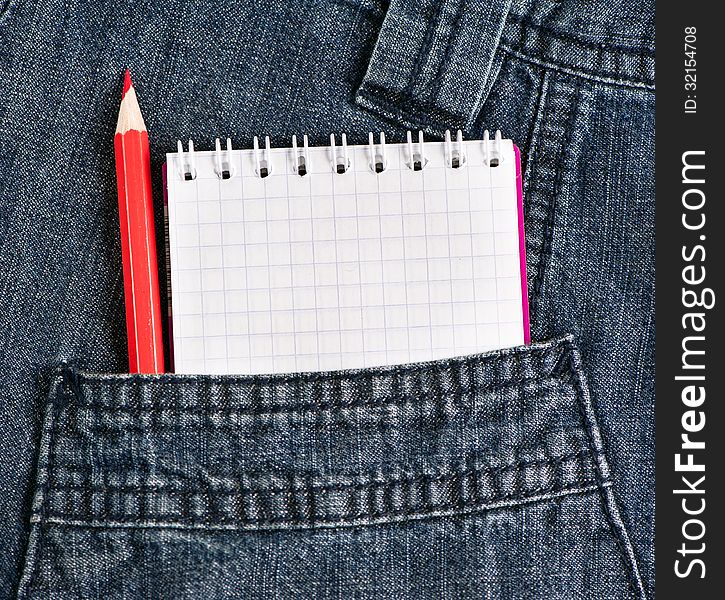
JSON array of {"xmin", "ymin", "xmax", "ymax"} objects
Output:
[{"xmin": 167, "ymin": 140, "xmax": 525, "ymax": 374}]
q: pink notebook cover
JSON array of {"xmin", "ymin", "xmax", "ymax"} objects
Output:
[
  {"xmin": 514, "ymin": 144, "xmax": 531, "ymax": 344},
  {"xmin": 161, "ymin": 162, "xmax": 175, "ymax": 372}
]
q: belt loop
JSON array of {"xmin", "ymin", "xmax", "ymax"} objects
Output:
[{"xmin": 356, "ymin": 0, "xmax": 513, "ymax": 135}]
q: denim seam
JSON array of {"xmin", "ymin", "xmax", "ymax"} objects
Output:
[
  {"xmin": 74, "ymin": 412, "xmax": 588, "ymax": 438},
  {"xmin": 37, "ymin": 484, "xmax": 604, "ymax": 533},
  {"xmin": 40, "ymin": 479, "xmax": 601, "ymax": 529},
  {"xmin": 404, "ymin": 1, "xmax": 442, "ymax": 98},
  {"xmin": 71, "ymin": 372, "xmax": 563, "ymax": 416},
  {"xmin": 501, "ymin": 15, "xmax": 654, "ymax": 88},
  {"xmin": 469, "ymin": 47, "xmax": 506, "ymax": 130},
  {"xmin": 601, "ymin": 486, "xmax": 647, "ymax": 599},
  {"xmin": 504, "ymin": 13, "xmax": 655, "ymax": 58},
  {"xmin": 530, "ymin": 80, "xmax": 580, "ymax": 318},
  {"xmin": 22, "ymin": 365, "xmax": 69, "ymax": 596},
  {"xmin": 64, "ymin": 339, "xmax": 572, "ymax": 414},
  {"xmin": 306, "ymin": 476, "xmax": 318, "ymax": 524},
  {"xmin": 427, "ymin": 0, "xmax": 465, "ymax": 105},
  {"xmin": 50, "ymin": 449, "xmax": 597, "ymax": 496},
  {"xmin": 39, "ymin": 445, "xmax": 599, "ymax": 529},
  {"xmin": 522, "ymin": 68, "xmax": 548, "ymax": 189},
  {"xmin": 51, "ymin": 420, "xmax": 589, "ymax": 472},
  {"xmin": 500, "ymin": 45, "xmax": 655, "ymax": 92},
  {"xmin": 73, "ymin": 421, "xmax": 590, "ymax": 453},
  {"xmin": 520, "ymin": 66, "xmax": 549, "ymax": 314},
  {"xmin": 356, "ymin": 36, "xmax": 651, "ymax": 138},
  {"xmin": 567, "ymin": 344, "xmax": 647, "ymax": 599},
  {"xmin": 356, "ymin": 85, "xmax": 489, "ymax": 136},
  {"xmin": 526, "ymin": 74, "xmax": 557, "ymax": 315},
  {"xmin": 364, "ymin": 0, "xmax": 510, "ymax": 129}
]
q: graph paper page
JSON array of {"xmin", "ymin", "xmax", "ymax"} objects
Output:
[{"xmin": 166, "ymin": 138, "xmax": 528, "ymax": 374}]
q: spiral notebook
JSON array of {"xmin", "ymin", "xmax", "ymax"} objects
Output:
[{"xmin": 164, "ymin": 131, "xmax": 529, "ymax": 375}]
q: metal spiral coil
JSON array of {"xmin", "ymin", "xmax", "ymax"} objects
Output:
[{"xmin": 175, "ymin": 129, "xmax": 503, "ymax": 181}]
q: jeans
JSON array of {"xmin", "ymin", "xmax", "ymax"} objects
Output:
[{"xmin": 0, "ymin": 0, "xmax": 654, "ymax": 598}]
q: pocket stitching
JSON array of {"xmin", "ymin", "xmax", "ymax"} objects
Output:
[
  {"xmin": 31, "ymin": 338, "xmax": 611, "ymax": 538},
  {"xmin": 41, "ymin": 482, "xmax": 603, "ymax": 532},
  {"xmin": 529, "ymin": 79, "xmax": 582, "ymax": 321},
  {"xmin": 20, "ymin": 365, "xmax": 70, "ymax": 597},
  {"xmin": 72, "ymin": 372, "xmax": 562, "ymax": 417},
  {"xmin": 50, "ymin": 448, "xmax": 597, "ymax": 497},
  {"xmin": 566, "ymin": 344, "xmax": 647, "ymax": 599}
]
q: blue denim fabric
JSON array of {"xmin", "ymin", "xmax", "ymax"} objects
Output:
[
  {"xmin": 20, "ymin": 338, "xmax": 643, "ymax": 598},
  {"xmin": 0, "ymin": 0, "xmax": 654, "ymax": 598}
]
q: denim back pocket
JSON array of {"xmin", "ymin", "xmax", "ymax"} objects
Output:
[{"xmin": 19, "ymin": 336, "xmax": 643, "ymax": 599}]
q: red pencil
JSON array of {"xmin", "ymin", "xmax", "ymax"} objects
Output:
[{"xmin": 114, "ymin": 70, "xmax": 164, "ymax": 373}]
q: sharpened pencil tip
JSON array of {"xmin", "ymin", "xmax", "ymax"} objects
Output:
[
  {"xmin": 116, "ymin": 69, "xmax": 146, "ymax": 134},
  {"xmin": 122, "ymin": 69, "xmax": 133, "ymax": 99}
]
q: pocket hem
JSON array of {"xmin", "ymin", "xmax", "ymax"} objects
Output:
[{"xmin": 25, "ymin": 335, "xmax": 646, "ymax": 598}]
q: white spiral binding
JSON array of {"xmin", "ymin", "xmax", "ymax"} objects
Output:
[
  {"xmin": 177, "ymin": 139, "xmax": 197, "ymax": 180},
  {"xmin": 176, "ymin": 129, "xmax": 503, "ymax": 181},
  {"xmin": 444, "ymin": 129, "xmax": 466, "ymax": 169},
  {"xmin": 214, "ymin": 137, "xmax": 234, "ymax": 179},
  {"xmin": 368, "ymin": 131, "xmax": 387, "ymax": 173},
  {"xmin": 406, "ymin": 130, "xmax": 427, "ymax": 171},
  {"xmin": 253, "ymin": 135, "xmax": 273, "ymax": 178},
  {"xmin": 291, "ymin": 134, "xmax": 311, "ymax": 177},
  {"xmin": 483, "ymin": 129, "xmax": 503, "ymax": 167},
  {"xmin": 330, "ymin": 133, "xmax": 349, "ymax": 174}
]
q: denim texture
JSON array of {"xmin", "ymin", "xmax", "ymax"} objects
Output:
[
  {"xmin": 0, "ymin": 0, "xmax": 654, "ymax": 598},
  {"xmin": 20, "ymin": 338, "xmax": 643, "ymax": 598}
]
